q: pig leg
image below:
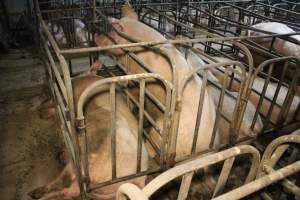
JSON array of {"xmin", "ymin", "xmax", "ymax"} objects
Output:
[
  {"xmin": 87, "ymin": 60, "xmax": 103, "ymax": 75},
  {"xmin": 29, "ymin": 164, "xmax": 75, "ymax": 199},
  {"xmin": 38, "ymin": 182, "xmax": 79, "ymax": 200},
  {"xmin": 38, "ymin": 99, "xmax": 56, "ymax": 119}
]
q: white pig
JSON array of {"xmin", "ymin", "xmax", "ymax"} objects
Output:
[
  {"xmin": 249, "ymin": 22, "xmax": 300, "ymax": 59},
  {"xmin": 29, "ymin": 75, "xmax": 148, "ymax": 200},
  {"xmin": 179, "ymin": 47, "xmax": 263, "ymax": 143},
  {"xmin": 95, "ymin": 2, "xmax": 218, "ymax": 161}
]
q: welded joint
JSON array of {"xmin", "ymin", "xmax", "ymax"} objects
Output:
[{"xmin": 76, "ymin": 116, "xmax": 86, "ymax": 133}]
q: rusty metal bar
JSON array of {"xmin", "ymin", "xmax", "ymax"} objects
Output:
[
  {"xmin": 110, "ymin": 82, "xmax": 117, "ymax": 179},
  {"xmin": 264, "ymin": 165, "xmax": 300, "ymax": 197},
  {"xmin": 59, "ymin": 32, "xmax": 300, "ymax": 55},
  {"xmin": 177, "ymin": 171, "xmax": 194, "ymax": 200},
  {"xmin": 213, "ymin": 161, "xmax": 300, "ymax": 200},
  {"xmin": 250, "ymin": 63, "xmax": 273, "ymax": 130},
  {"xmin": 191, "ymin": 70, "xmax": 208, "ymax": 154},
  {"xmin": 262, "ymin": 61, "xmax": 288, "ymax": 130},
  {"xmin": 137, "ymin": 79, "xmax": 145, "ymax": 173},
  {"xmin": 211, "ymin": 66, "xmax": 229, "ymax": 148},
  {"xmin": 116, "ymin": 145, "xmax": 260, "ymax": 200},
  {"xmin": 213, "ymin": 157, "xmax": 235, "ymax": 197}
]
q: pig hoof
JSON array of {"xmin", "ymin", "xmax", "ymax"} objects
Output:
[{"xmin": 28, "ymin": 186, "xmax": 48, "ymax": 199}]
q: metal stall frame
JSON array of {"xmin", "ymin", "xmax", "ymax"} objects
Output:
[
  {"xmin": 215, "ymin": 132, "xmax": 300, "ymax": 200},
  {"xmin": 34, "ymin": 0, "xmax": 299, "ymax": 199},
  {"xmin": 139, "ymin": 1, "xmax": 300, "ymax": 133},
  {"xmin": 34, "ymin": 0, "xmax": 86, "ymax": 198},
  {"xmin": 248, "ymin": 56, "xmax": 300, "ymax": 133},
  {"xmin": 116, "ymin": 145, "xmax": 261, "ymax": 200},
  {"xmin": 117, "ymin": 133, "xmax": 300, "ymax": 200},
  {"xmin": 75, "ymin": 73, "xmax": 173, "ymax": 192}
]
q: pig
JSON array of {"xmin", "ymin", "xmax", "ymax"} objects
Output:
[
  {"xmin": 29, "ymin": 74, "xmax": 148, "ymax": 200},
  {"xmin": 249, "ymin": 22, "xmax": 300, "ymax": 59},
  {"xmin": 46, "ymin": 19, "xmax": 90, "ymax": 47},
  {"xmin": 178, "ymin": 46, "xmax": 263, "ymax": 143},
  {"xmin": 206, "ymin": 57, "xmax": 300, "ymax": 125},
  {"xmin": 95, "ymin": 2, "xmax": 217, "ymax": 161},
  {"xmin": 248, "ymin": 22, "xmax": 300, "ymax": 83},
  {"xmin": 47, "ymin": 21, "xmax": 67, "ymax": 46},
  {"xmin": 121, "ymin": 0, "xmax": 138, "ymax": 20},
  {"xmin": 73, "ymin": 19, "xmax": 90, "ymax": 46},
  {"xmin": 247, "ymin": 77, "xmax": 300, "ymax": 124}
]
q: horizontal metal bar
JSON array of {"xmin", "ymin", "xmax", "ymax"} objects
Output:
[
  {"xmin": 60, "ymin": 32, "xmax": 300, "ymax": 55},
  {"xmin": 213, "ymin": 161, "xmax": 300, "ymax": 200},
  {"xmin": 264, "ymin": 165, "xmax": 300, "ymax": 197}
]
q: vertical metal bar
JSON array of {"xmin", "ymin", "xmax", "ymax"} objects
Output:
[
  {"xmin": 210, "ymin": 66, "xmax": 229, "ymax": 148},
  {"xmin": 191, "ymin": 70, "xmax": 208, "ymax": 154},
  {"xmin": 263, "ymin": 61, "xmax": 288, "ymax": 129},
  {"xmin": 213, "ymin": 157, "xmax": 235, "ymax": 198},
  {"xmin": 161, "ymin": 85, "xmax": 172, "ymax": 169},
  {"xmin": 137, "ymin": 79, "xmax": 145, "ymax": 173},
  {"xmin": 277, "ymin": 66, "xmax": 299, "ymax": 128},
  {"xmin": 177, "ymin": 172, "xmax": 194, "ymax": 200},
  {"xmin": 82, "ymin": 126, "xmax": 90, "ymax": 186},
  {"xmin": 110, "ymin": 83, "xmax": 117, "ymax": 179},
  {"xmin": 250, "ymin": 63, "xmax": 274, "ymax": 130}
]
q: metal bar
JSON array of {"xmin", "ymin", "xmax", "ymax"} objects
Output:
[
  {"xmin": 143, "ymin": 145, "xmax": 260, "ymax": 197},
  {"xmin": 90, "ymin": 167, "xmax": 161, "ymax": 191},
  {"xmin": 191, "ymin": 70, "xmax": 208, "ymax": 154},
  {"xmin": 250, "ymin": 63, "xmax": 274, "ymax": 130},
  {"xmin": 137, "ymin": 80, "xmax": 145, "ymax": 173},
  {"xmin": 263, "ymin": 61, "xmax": 288, "ymax": 130},
  {"xmin": 264, "ymin": 165, "xmax": 300, "ymax": 197},
  {"xmin": 41, "ymin": 34, "xmax": 68, "ymax": 103},
  {"xmin": 210, "ymin": 67, "xmax": 229, "ymax": 148},
  {"xmin": 213, "ymin": 161, "xmax": 300, "ymax": 200},
  {"xmin": 177, "ymin": 171, "xmax": 194, "ymax": 200},
  {"xmin": 110, "ymin": 83, "xmax": 117, "ymax": 179},
  {"xmin": 213, "ymin": 157, "xmax": 235, "ymax": 198},
  {"xmin": 60, "ymin": 32, "xmax": 300, "ymax": 55}
]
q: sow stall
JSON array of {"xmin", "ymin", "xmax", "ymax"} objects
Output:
[
  {"xmin": 139, "ymin": 0, "xmax": 300, "ymax": 135},
  {"xmin": 34, "ymin": 0, "xmax": 300, "ymax": 199},
  {"xmin": 117, "ymin": 131, "xmax": 300, "ymax": 200}
]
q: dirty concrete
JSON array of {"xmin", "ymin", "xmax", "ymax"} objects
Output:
[{"xmin": 0, "ymin": 47, "xmax": 64, "ymax": 200}]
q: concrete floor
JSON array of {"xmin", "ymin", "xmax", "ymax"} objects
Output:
[{"xmin": 0, "ymin": 47, "xmax": 64, "ymax": 200}]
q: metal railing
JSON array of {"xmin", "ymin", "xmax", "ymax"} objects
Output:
[
  {"xmin": 117, "ymin": 145, "xmax": 261, "ymax": 200},
  {"xmin": 34, "ymin": 1, "xmax": 300, "ymax": 199},
  {"xmin": 116, "ymin": 131, "xmax": 300, "ymax": 200}
]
